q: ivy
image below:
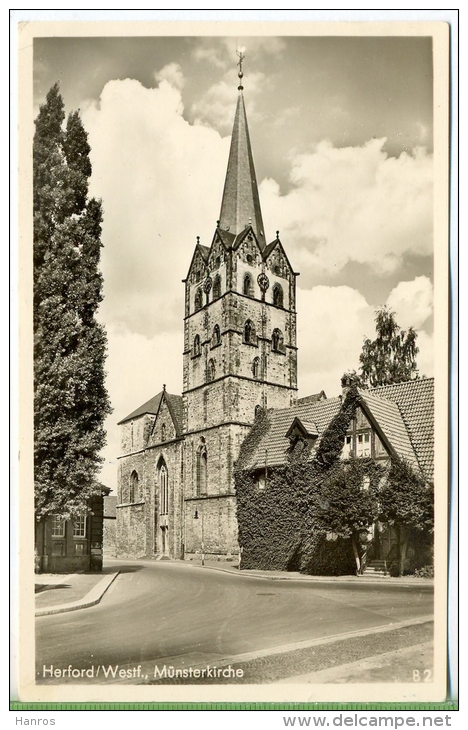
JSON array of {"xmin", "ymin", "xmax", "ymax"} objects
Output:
[
  {"xmin": 313, "ymin": 385, "xmax": 360, "ymax": 470},
  {"xmin": 234, "ymin": 382, "xmax": 433, "ymax": 576}
]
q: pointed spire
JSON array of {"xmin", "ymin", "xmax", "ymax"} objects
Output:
[{"xmin": 218, "ymin": 59, "xmax": 266, "ymax": 248}]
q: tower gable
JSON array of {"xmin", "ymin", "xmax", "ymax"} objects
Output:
[
  {"xmin": 148, "ymin": 397, "xmax": 179, "ymax": 446},
  {"xmin": 264, "ymin": 238, "xmax": 295, "ymax": 280},
  {"xmin": 186, "ymin": 243, "xmax": 210, "ymax": 286}
]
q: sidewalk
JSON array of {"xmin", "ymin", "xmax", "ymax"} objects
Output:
[{"xmin": 35, "ymin": 566, "xmax": 119, "ymax": 617}]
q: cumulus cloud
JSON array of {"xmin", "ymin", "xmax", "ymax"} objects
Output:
[
  {"xmin": 82, "ymin": 76, "xmax": 229, "ymax": 337},
  {"xmin": 191, "ymin": 70, "xmax": 267, "ymax": 130},
  {"xmin": 296, "ymin": 282, "xmax": 434, "ymax": 399},
  {"xmin": 82, "ymin": 73, "xmax": 434, "ymax": 484},
  {"xmin": 99, "ymin": 324, "xmax": 183, "ymax": 490},
  {"xmin": 260, "ymin": 139, "xmax": 433, "ymax": 280},
  {"xmin": 386, "ymin": 276, "xmax": 433, "ymax": 330},
  {"xmin": 297, "ymin": 285, "xmax": 375, "ymax": 397},
  {"xmin": 155, "ymin": 62, "xmax": 185, "ymax": 90}
]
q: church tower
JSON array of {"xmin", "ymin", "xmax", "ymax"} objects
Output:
[{"xmin": 182, "ymin": 57, "xmax": 298, "ymax": 558}]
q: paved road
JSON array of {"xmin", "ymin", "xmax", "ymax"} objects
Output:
[{"xmin": 36, "ymin": 560, "xmax": 433, "ymax": 683}]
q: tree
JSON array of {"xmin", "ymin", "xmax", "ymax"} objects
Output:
[
  {"xmin": 34, "ymin": 83, "xmax": 112, "ymax": 523},
  {"xmin": 359, "ymin": 305, "xmax": 419, "ymax": 387},
  {"xmin": 313, "ymin": 458, "xmax": 381, "ymax": 575},
  {"xmin": 378, "ymin": 457, "xmax": 434, "ymax": 576}
]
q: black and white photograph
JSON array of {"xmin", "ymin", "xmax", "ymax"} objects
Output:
[{"xmin": 16, "ymin": 19, "xmax": 450, "ymax": 704}]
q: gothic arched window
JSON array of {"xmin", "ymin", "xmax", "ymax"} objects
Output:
[
  {"xmin": 271, "ymin": 328, "xmax": 284, "ymax": 352},
  {"xmin": 243, "ymin": 319, "xmax": 256, "ymax": 345},
  {"xmin": 212, "ymin": 275, "xmax": 221, "ymax": 300},
  {"xmin": 273, "ymin": 283, "xmax": 284, "ymax": 308},
  {"xmin": 252, "ymin": 357, "xmax": 260, "ymax": 378},
  {"xmin": 207, "ymin": 358, "xmax": 216, "ymax": 382},
  {"xmin": 212, "ymin": 324, "xmax": 221, "ymax": 347},
  {"xmin": 160, "ymin": 464, "xmax": 168, "ymax": 515},
  {"xmin": 193, "ymin": 334, "xmax": 201, "ymax": 356},
  {"xmin": 129, "ymin": 470, "xmax": 139, "ymax": 503},
  {"xmin": 194, "ymin": 288, "xmax": 203, "ymax": 312},
  {"xmin": 161, "ymin": 423, "xmax": 166, "ymax": 442},
  {"xmin": 196, "ymin": 445, "xmax": 208, "ymax": 496},
  {"xmin": 243, "ymin": 273, "xmax": 254, "ymax": 297}
]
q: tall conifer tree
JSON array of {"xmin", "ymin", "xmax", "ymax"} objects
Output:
[{"xmin": 33, "ymin": 83, "xmax": 111, "ymax": 522}]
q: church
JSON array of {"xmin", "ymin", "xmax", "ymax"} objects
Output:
[{"xmin": 115, "ymin": 64, "xmax": 434, "ymax": 573}]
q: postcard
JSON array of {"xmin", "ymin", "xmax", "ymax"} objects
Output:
[{"xmin": 15, "ymin": 18, "xmax": 451, "ymax": 705}]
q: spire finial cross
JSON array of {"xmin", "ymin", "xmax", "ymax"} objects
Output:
[{"xmin": 236, "ymin": 48, "xmax": 245, "ymax": 91}]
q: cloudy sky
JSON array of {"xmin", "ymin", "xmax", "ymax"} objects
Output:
[{"xmin": 33, "ymin": 31, "xmax": 436, "ymax": 489}]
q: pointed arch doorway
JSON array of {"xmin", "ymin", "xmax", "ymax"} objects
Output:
[{"xmin": 155, "ymin": 459, "xmax": 169, "ymax": 557}]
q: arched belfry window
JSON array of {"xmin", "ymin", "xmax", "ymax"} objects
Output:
[
  {"xmin": 212, "ymin": 275, "xmax": 221, "ymax": 300},
  {"xmin": 252, "ymin": 357, "xmax": 260, "ymax": 378},
  {"xmin": 207, "ymin": 358, "xmax": 216, "ymax": 382},
  {"xmin": 129, "ymin": 470, "xmax": 139, "ymax": 503},
  {"xmin": 271, "ymin": 328, "xmax": 284, "ymax": 352},
  {"xmin": 193, "ymin": 334, "xmax": 201, "ymax": 356},
  {"xmin": 243, "ymin": 319, "xmax": 256, "ymax": 345},
  {"xmin": 273, "ymin": 283, "xmax": 284, "ymax": 308},
  {"xmin": 194, "ymin": 288, "xmax": 203, "ymax": 312},
  {"xmin": 212, "ymin": 324, "xmax": 221, "ymax": 347},
  {"xmin": 196, "ymin": 444, "xmax": 208, "ymax": 496},
  {"xmin": 159, "ymin": 463, "xmax": 168, "ymax": 515},
  {"xmin": 243, "ymin": 273, "xmax": 254, "ymax": 297}
]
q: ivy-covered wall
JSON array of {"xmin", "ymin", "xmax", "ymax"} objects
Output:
[
  {"xmin": 234, "ymin": 385, "xmax": 434, "ymax": 576},
  {"xmin": 235, "ymin": 388, "xmax": 362, "ymax": 575}
]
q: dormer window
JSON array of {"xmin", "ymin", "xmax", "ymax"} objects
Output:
[
  {"xmin": 243, "ymin": 273, "xmax": 254, "ymax": 297},
  {"xmin": 194, "ymin": 288, "xmax": 203, "ymax": 312},
  {"xmin": 273, "ymin": 283, "xmax": 284, "ymax": 307}
]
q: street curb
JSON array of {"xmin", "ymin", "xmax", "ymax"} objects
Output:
[
  {"xmin": 184, "ymin": 561, "xmax": 434, "ymax": 587},
  {"xmin": 35, "ymin": 571, "xmax": 120, "ymax": 617}
]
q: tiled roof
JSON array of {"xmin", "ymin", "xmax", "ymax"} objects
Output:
[
  {"xmin": 118, "ymin": 393, "xmax": 163, "ymax": 424},
  {"xmin": 118, "ymin": 390, "xmax": 184, "ymax": 434},
  {"xmin": 369, "ymin": 379, "xmax": 434, "ymax": 479},
  {"xmin": 297, "ymin": 391, "xmax": 327, "ymax": 405},
  {"xmin": 360, "ymin": 390, "xmax": 418, "ymax": 469},
  {"xmin": 238, "ymin": 378, "xmax": 434, "ymax": 478},
  {"xmin": 239, "ymin": 397, "xmax": 342, "ymax": 470}
]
